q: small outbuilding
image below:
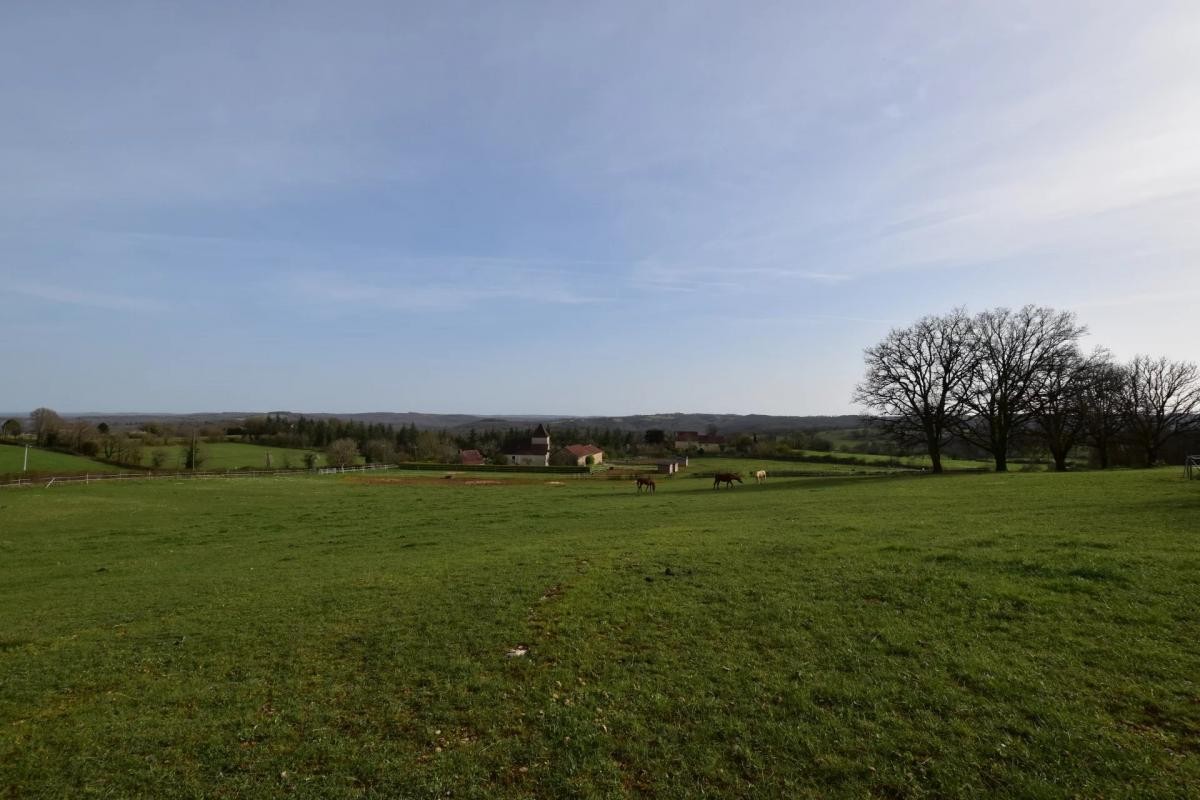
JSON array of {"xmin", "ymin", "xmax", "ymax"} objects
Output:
[{"xmin": 562, "ymin": 443, "xmax": 604, "ymax": 467}]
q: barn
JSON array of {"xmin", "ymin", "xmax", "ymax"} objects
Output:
[
  {"xmin": 459, "ymin": 449, "xmax": 485, "ymax": 466},
  {"xmin": 561, "ymin": 443, "xmax": 604, "ymax": 467}
]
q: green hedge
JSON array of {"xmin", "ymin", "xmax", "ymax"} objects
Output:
[{"xmin": 702, "ymin": 451, "xmax": 919, "ymax": 469}]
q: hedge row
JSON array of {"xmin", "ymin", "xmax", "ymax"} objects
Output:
[
  {"xmin": 387, "ymin": 462, "xmax": 590, "ymax": 475},
  {"xmin": 703, "ymin": 451, "xmax": 920, "ymax": 469}
]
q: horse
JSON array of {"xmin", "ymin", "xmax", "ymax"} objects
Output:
[
  {"xmin": 713, "ymin": 472, "xmax": 743, "ymax": 489},
  {"xmin": 636, "ymin": 476, "xmax": 656, "ymax": 494},
  {"xmin": 754, "ymin": 470, "xmax": 767, "ymax": 484}
]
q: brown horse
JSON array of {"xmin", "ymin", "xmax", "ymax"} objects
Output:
[
  {"xmin": 713, "ymin": 472, "xmax": 743, "ymax": 489},
  {"xmin": 636, "ymin": 476, "xmax": 656, "ymax": 494}
]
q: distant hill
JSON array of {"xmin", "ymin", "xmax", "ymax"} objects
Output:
[
  {"xmin": 485, "ymin": 413, "xmax": 866, "ymax": 434},
  {"xmin": 8, "ymin": 410, "xmax": 864, "ymax": 434}
]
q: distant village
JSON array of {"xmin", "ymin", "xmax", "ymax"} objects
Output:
[{"xmin": 458, "ymin": 425, "xmax": 726, "ymax": 468}]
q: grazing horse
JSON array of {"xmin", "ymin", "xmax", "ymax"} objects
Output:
[
  {"xmin": 636, "ymin": 476, "xmax": 656, "ymax": 494},
  {"xmin": 754, "ymin": 470, "xmax": 767, "ymax": 484},
  {"xmin": 713, "ymin": 472, "xmax": 743, "ymax": 489}
]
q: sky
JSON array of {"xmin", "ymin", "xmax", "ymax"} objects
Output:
[{"xmin": 3, "ymin": 1, "xmax": 1199, "ymax": 416}]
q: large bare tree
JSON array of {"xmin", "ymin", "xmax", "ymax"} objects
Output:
[
  {"xmin": 1080, "ymin": 357, "xmax": 1126, "ymax": 469},
  {"xmin": 854, "ymin": 309, "xmax": 975, "ymax": 473},
  {"xmin": 954, "ymin": 306, "xmax": 1086, "ymax": 472},
  {"xmin": 1029, "ymin": 347, "xmax": 1104, "ymax": 472},
  {"xmin": 1123, "ymin": 355, "xmax": 1200, "ymax": 466},
  {"xmin": 30, "ymin": 408, "xmax": 63, "ymax": 447},
  {"xmin": 325, "ymin": 438, "xmax": 360, "ymax": 469}
]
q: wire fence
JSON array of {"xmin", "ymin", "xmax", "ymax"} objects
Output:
[
  {"xmin": 1, "ymin": 463, "xmax": 397, "ymax": 489},
  {"xmin": 2, "ymin": 457, "xmax": 986, "ymax": 489}
]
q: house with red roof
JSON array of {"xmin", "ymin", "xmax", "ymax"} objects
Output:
[
  {"xmin": 561, "ymin": 443, "xmax": 604, "ymax": 467},
  {"xmin": 459, "ymin": 449, "xmax": 485, "ymax": 466}
]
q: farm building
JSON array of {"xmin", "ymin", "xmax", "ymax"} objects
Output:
[
  {"xmin": 673, "ymin": 431, "xmax": 726, "ymax": 452},
  {"xmin": 560, "ymin": 443, "xmax": 604, "ymax": 467},
  {"xmin": 504, "ymin": 424, "xmax": 552, "ymax": 467},
  {"xmin": 459, "ymin": 449, "xmax": 485, "ymax": 466}
]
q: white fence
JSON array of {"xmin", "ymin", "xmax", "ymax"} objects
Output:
[
  {"xmin": 1, "ymin": 463, "xmax": 396, "ymax": 489},
  {"xmin": 316, "ymin": 464, "xmax": 395, "ymax": 476}
]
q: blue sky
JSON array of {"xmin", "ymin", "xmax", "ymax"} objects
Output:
[{"xmin": 3, "ymin": 1, "xmax": 1199, "ymax": 415}]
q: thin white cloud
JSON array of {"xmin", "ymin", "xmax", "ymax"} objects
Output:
[
  {"xmin": 11, "ymin": 283, "xmax": 167, "ymax": 313},
  {"xmin": 289, "ymin": 269, "xmax": 609, "ymax": 312}
]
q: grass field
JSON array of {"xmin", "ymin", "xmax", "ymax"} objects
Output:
[
  {"xmin": 2, "ymin": 469, "xmax": 1198, "ymax": 797},
  {"xmin": 0, "ymin": 444, "xmax": 118, "ymax": 476}
]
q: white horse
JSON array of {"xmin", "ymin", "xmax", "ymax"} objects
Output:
[{"xmin": 754, "ymin": 470, "xmax": 767, "ymax": 484}]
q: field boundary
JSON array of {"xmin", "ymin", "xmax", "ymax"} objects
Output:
[
  {"xmin": 693, "ymin": 451, "xmax": 928, "ymax": 469},
  {"xmin": 1, "ymin": 463, "xmax": 397, "ymax": 489}
]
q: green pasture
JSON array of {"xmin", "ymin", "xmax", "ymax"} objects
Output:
[
  {"xmin": 0, "ymin": 444, "xmax": 118, "ymax": 477},
  {"xmin": 1, "ymin": 469, "xmax": 1198, "ymax": 798}
]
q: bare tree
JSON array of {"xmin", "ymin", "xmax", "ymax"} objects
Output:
[
  {"xmin": 1123, "ymin": 355, "xmax": 1200, "ymax": 466},
  {"xmin": 1, "ymin": 418, "xmax": 20, "ymax": 437},
  {"xmin": 953, "ymin": 306, "xmax": 1087, "ymax": 472},
  {"xmin": 30, "ymin": 408, "xmax": 63, "ymax": 446},
  {"xmin": 362, "ymin": 438, "xmax": 398, "ymax": 465},
  {"xmin": 116, "ymin": 435, "xmax": 143, "ymax": 467},
  {"xmin": 1080, "ymin": 356, "xmax": 1126, "ymax": 469},
  {"xmin": 854, "ymin": 310, "xmax": 975, "ymax": 473},
  {"xmin": 1029, "ymin": 347, "xmax": 1101, "ymax": 472},
  {"xmin": 65, "ymin": 420, "xmax": 94, "ymax": 453},
  {"xmin": 325, "ymin": 438, "xmax": 360, "ymax": 469}
]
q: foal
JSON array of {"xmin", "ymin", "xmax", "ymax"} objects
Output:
[{"xmin": 636, "ymin": 476, "xmax": 656, "ymax": 494}]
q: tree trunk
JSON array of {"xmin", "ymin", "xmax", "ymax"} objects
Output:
[
  {"xmin": 991, "ymin": 421, "xmax": 1008, "ymax": 472},
  {"xmin": 1146, "ymin": 445, "xmax": 1159, "ymax": 468},
  {"xmin": 926, "ymin": 431, "xmax": 944, "ymax": 474},
  {"xmin": 1097, "ymin": 442, "xmax": 1109, "ymax": 469},
  {"xmin": 1052, "ymin": 451, "xmax": 1068, "ymax": 472}
]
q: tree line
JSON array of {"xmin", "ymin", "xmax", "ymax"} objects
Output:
[{"xmin": 854, "ymin": 306, "xmax": 1200, "ymax": 473}]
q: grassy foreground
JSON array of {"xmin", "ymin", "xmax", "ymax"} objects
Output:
[{"xmin": 1, "ymin": 470, "xmax": 1198, "ymax": 798}]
